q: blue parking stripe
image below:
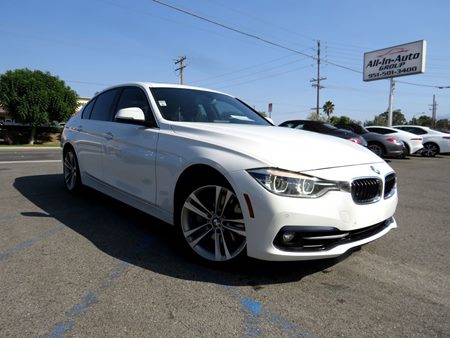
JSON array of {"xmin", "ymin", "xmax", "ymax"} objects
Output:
[
  {"xmin": 44, "ymin": 236, "xmax": 157, "ymax": 337},
  {"xmin": 0, "ymin": 224, "xmax": 64, "ymax": 261}
]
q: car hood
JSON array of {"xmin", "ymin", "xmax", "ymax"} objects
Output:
[{"xmin": 170, "ymin": 123, "xmax": 384, "ymax": 172}]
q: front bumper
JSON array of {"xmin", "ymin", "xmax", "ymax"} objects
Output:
[{"xmin": 231, "ymin": 163, "xmax": 398, "ymax": 261}]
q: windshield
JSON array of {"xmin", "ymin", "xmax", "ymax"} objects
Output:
[{"xmin": 151, "ymin": 88, "xmax": 270, "ymax": 125}]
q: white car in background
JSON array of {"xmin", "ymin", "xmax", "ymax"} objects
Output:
[
  {"xmin": 61, "ymin": 82, "xmax": 398, "ymax": 264},
  {"xmin": 393, "ymin": 125, "xmax": 450, "ymax": 157},
  {"xmin": 366, "ymin": 126, "xmax": 424, "ymax": 156}
]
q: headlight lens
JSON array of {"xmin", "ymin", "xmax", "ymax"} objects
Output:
[{"xmin": 247, "ymin": 168, "xmax": 347, "ymax": 198}]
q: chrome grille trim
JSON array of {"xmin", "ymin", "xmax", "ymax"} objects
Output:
[
  {"xmin": 384, "ymin": 173, "xmax": 397, "ymax": 199},
  {"xmin": 351, "ymin": 177, "xmax": 382, "ymax": 204}
]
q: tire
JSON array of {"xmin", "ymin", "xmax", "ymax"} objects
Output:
[
  {"xmin": 63, "ymin": 147, "xmax": 82, "ymax": 192},
  {"xmin": 177, "ymin": 180, "xmax": 247, "ymax": 264},
  {"xmin": 403, "ymin": 143, "xmax": 410, "ymax": 156},
  {"xmin": 368, "ymin": 143, "xmax": 385, "ymax": 157},
  {"xmin": 422, "ymin": 142, "xmax": 439, "ymax": 157}
]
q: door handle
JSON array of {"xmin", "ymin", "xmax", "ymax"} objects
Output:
[{"xmin": 104, "ymin": 132, "xmax": 114, "ymax": 140}]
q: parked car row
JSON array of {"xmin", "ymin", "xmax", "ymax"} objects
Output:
[
  {"xmin": 392, "ymin": 125, "xmax": 450, "ymax": 157},
  {"xmin": 279, "ymin": 120, "xmax": 450, "ymax": 158},
  {"xmin": 365, "ymin": 126, "xmax": 424, "ymax": 156},
  {"xmin": 278, "ymin": 120, "xmax": 367, "ymax": 146}
]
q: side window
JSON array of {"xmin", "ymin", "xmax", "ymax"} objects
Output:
[
  {"xmin": 411, "ymin": 128, "xmax": 427, "ymax": 135},
  {"xmin": 81, "ymin": 99, "xmax": 95, "ymax": 119},
  {"xmin": 370, "ymin": 128, "xmax": 391, "ymax": 135},
  {"xmin": 90, "ymin": 89, "xmax": 120, "ymax": 121},
  {"xmin": 115, "ymin": 87, "xmax": 155, "ymax": 125},
  {"xmin": 403, "ymin": 127, "xmax": 426, "ymax": 135},
  {"xmin": 300, "ymin": 123, "xmax": 312, "ymax": 131},
  {"xmin": 337, "ymin": 125, "xmax": 353, "ymax": 132}
]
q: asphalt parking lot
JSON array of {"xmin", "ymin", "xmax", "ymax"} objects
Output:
[{"xmin": 0, "ymin": 149, "xmax": 449, "ymax": 337}]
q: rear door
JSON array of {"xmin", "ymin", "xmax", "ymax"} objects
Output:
[{"xmin": 76, "ymin": 88, "xmax": 121, "ymax": 181}]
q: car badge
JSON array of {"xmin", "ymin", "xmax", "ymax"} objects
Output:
[{"xmin": 370, "ymin": 166, "xmax": 380, "ymax": 175}]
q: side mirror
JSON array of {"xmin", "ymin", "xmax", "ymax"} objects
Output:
[{"xmin": 115, "ymin": 107, "xmax": 145, "ymax": 123}]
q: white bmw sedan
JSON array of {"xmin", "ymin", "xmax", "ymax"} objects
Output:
[{"xmin": 61, "ymin": 83, "xmax": 398, "ymax": 263}]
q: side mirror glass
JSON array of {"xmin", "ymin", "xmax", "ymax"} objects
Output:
[{"xmin": 115, "ymin": 107, "xmax": 146, "ymax": 123}]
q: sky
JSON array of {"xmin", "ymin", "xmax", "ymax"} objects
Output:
[{"xmin": 2, "ymin": 0, "xmax": 450, "ymax": 124}]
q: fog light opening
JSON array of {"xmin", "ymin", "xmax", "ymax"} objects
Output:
[{"xmin": 282, "ymin": 231, "xmax": 296, "ymax": 243}]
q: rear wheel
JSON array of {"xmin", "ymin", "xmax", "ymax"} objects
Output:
[
  {"xmin": 63, "ymin": 148, "xmax": 82, "ymax": 192},
  {"xmin": 422, "ymin": 142, "xmax": 439, "ymax": 157},
  {"xmin": 178, "ymin": 182, "xmax": 246, "ymax": 263},
  {"xmin": 368, "ymin": 143, "xmax": 385, "ymax": 157}
]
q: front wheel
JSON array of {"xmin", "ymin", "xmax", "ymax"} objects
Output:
[
  {"xmin": 422, "ymin": 143, "xmax": 439, "ymax": 157},
  {"xmin": 179, "ymin": 183, "xmax": 247, "ymax": 263}
]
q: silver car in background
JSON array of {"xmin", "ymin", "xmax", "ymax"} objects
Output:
[{"xmin": 366, "ymin": 126, "xmax": 424, "ymax": 156}]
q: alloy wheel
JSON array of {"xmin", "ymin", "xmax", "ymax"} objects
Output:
[
  {"xmin": 368, "ymin": 144, "xmax": 384, "ymax": 157},
  {"xmin": 181, "ymin": 185, "xmax": 246, "ymax": 262},
  {"xmin": 64, "ymin": 150, "xmax": 79, "ymax": 191},
  {"xmin": 422, "ymin": 143, "xmax": 438, "ymax": 157}
]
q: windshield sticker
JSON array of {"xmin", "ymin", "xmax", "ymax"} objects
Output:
[{"xmin": 158, "ymin": 100, "xmax": 167, "ymax": 107}]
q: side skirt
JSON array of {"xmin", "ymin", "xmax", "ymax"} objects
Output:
[{"xmin": 82, "ymin": 173, "xmax": 174, "ymax": 225}]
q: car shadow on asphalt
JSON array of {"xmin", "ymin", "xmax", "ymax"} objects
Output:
[{"xmin": 14, "ymin": 174, "xmax": 355, "ymax": 286}]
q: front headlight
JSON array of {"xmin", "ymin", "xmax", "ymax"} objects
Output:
[{"xmin": 247, "ymin": 168, "xmax": 349, "ymax": 198}]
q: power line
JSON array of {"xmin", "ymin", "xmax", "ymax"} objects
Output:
[
  {"xmin": 215, "ymin": 64, "xmax": 312, "ymax": 90},
  {"xmin": 190, "ymin": 51, "xmax": 312, "ymax": 85},
  {"xmin": 151, "ymin": 0, "xmax": 317, "ymax": 61},
  {"xmin": 396, "ymin": 80, "xmax": 450, "ymax": 89},
  {"xmin": 151, "ymin": 1, "xmax": 450, "ymax": 91},
  {"xmin": 195, "ymin": 56, "xmax": 311, "ymax": 87}
]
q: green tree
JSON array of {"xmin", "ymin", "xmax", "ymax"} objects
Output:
[
  {"xmin": 435, "ymin": 119, "xmax": 449, "ymax": 130},
  {"xmin": 322, "ymin": 100, "xmax": 335, "ymax": 121},
  {"xmin": 307, "ymin": 110, "xmax": 327, "ymax": 122},
  {"xmin": 329, "ymin": 115, "xmax": 355, "ymax": 125},
  {"xmin": 0, "ymin": 68, "xmax": 78, "ymax": 144},
  {"xmin": 365, "ymin": 109, "xmax": 407, "ymax": 126},
  {"xmin": 410, "ymin": 114, "xmax": 432, "ymax": 126}
]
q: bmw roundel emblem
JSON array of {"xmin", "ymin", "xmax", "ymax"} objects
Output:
[{"xmin": 370, "ymin": 166, "xmax": 380, "ymax": 175}]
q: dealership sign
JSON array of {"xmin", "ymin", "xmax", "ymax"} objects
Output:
[{"xmin": 363, "ymin": 40, "xmax": 426, "ymax": 81}]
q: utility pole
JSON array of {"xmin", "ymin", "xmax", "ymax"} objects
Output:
[
  {"xmin": 174, "ymin": 56, "xmax": 187, "ymax": 85},
  {"xmin": 310, "ymin": 40, "xmax": 326, "ymax": 116},
  {"xmin": 429, "ymin": 94, "xmax": 437, "ymax": 128}
]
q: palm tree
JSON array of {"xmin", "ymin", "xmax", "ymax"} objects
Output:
[{"xmin": 322, "ymin": 100, "xmax": 335, "ymax": 121}]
